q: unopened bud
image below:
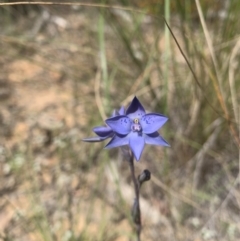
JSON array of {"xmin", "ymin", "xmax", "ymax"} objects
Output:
[{"xmin": 138, "ymin": 169, "xmax": 151, "ymax": 186}]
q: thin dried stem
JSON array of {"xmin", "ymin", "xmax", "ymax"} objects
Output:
[{"xmin": 192, "ymin": 119, "xmax": 222, "ymax": 190}]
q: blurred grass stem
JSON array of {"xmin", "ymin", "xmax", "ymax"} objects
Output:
[
  {"xmin": 98, "ymin": 8, "xmax": 109, "ymax": 112},
  {"xmin": 164, "ymin": 0, "xmax": 170, "ymax": 114}
]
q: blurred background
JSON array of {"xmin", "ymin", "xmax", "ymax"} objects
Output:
[{"xmin": 0, "ymin": 0, "xmax": 239, "ymax": 240}]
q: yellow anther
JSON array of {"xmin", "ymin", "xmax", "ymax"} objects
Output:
[{"xmin": 133, "ymin": 118, "xmax": 139, "ymax": 124}]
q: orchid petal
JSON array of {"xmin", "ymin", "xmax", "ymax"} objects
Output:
[
  {"xmin": 105, "ymin": 134, "xmax": 129, "ymax": 149},
  {"xmin": 105, "ymin": 115, "xmax": 131, "ymax": 135},
  {"xmin": 112, "ymin": 109, "xmax": 117, "ymax": 117},
  {"xmin": 140, "ymin": 113, "xmax": 168, "ymax": 134},
  {"xmin": 144, "ymin": 132, "xmax": 170, "ymax": 146},
  {"xmin": 129, "ymin": 132, "xmax": 145, "ymax": 161},
  {"xmin": 118, "ymin": 106, "xmax": 125, "ymax": 115},
  {"xmin": 126, "ymin": 96, "xmax": 146, "ymax": 119},
  {"xmin": 93, "ymin": 126, "xmax": 113, "ymax": 137}
]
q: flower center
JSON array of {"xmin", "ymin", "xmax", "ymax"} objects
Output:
[{"xmin": 131, "ymin": 118, "xmax": 142, "ymax": 132}]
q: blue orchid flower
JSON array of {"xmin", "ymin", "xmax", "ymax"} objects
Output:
[
  {"xmin": 82, "ymin": 106, "xmax": 125, "ymax": 142},
  {"xmin": 104, "ymin": 96, "xmax": 169, "ymax": 161}
]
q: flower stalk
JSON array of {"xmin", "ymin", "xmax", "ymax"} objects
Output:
[{"xmin": 128, "ymin": 150, "xmax": 141, "ymax": 241}]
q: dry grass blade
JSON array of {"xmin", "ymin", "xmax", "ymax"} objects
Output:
[
  {"xmin": 191, "ymin": 118, "xmax": 222, "ymax": 190},
  {"xmin": 194, "ymin": 0, "xmax": 219, "ymax": 73},
  {"xmin": 194, "ymin": 0, "xmax": 225, "ymax": 112},
  {"xmin": 0, "ymin": 1, "xmax": 141, "ymax": 13},
  {"xmin": 228, "ymin": 39, "xmax": 240, "ymax": 122},
  {"xmin": 151, "ymin": 174, "xmax": 206, "ymax": 213},
  {"xmin": 185, "ymin": 97, "xmax": 202, "ymax": 136},
  {"xmin": 127, "ymin": 63, "xmax": 154, "ymax": 96}
]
